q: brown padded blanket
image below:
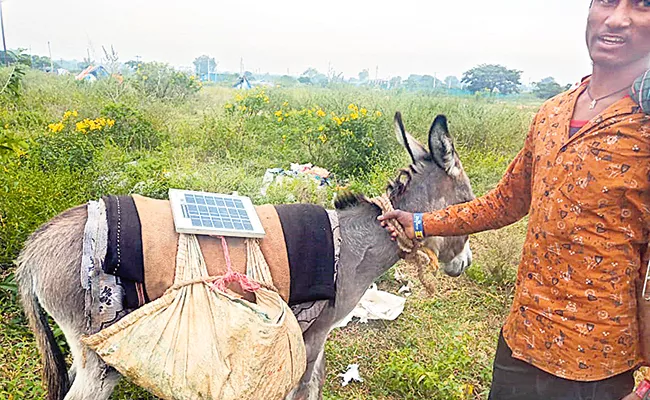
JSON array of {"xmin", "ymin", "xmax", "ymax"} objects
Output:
[{"xmin": 132, "ymin": 195, "xmax": 291, "ymax": 303}]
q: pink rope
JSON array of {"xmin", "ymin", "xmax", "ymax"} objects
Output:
[{"xmin": 209, "ymin": 236, "xmax": 261, "ymax": 294}]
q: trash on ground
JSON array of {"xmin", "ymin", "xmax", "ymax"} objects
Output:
[
  {"xmin": 334, "ymin": 283, "xmax": 406, "ymax": 328},
  {"xmin": 261, "ymin": 163, "xmax": 331, "ymax": 195},
  {"xmin": 398, "ymin": 283, "xmax": 411, "ymax": 297},
  {"xmin": 339, "ymin": 364, "xmax": 363, "ymax": 387}
]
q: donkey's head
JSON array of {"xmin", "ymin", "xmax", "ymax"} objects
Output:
[{"xmin": 389, "ymin": 111, "xmax": 474, "ymax": 277}]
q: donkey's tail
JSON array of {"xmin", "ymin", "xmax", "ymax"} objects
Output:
[{"xmin": 16, "ymin": 263, "xmax": 69, "ymax": 400}]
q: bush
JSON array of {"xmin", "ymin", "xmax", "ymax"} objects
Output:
[
  {"xmin": 130, "ymin": 62, "xmax": 201, "ymax": 102},
  {"xmin": 101, "ymin": 103, "xmax": 162, "ymax": 150}
]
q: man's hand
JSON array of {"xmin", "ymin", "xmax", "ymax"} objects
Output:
[
  {"xmin": 377, "ymin": 210, "xmax": 415, "ymax": 240},
  {"xmin": 620, "ymin": 392, "xmax": 640, "ymax": 400}
]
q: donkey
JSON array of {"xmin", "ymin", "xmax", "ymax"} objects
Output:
[{"xmin": 16, "ymin": 111, "xmax": 475, "ymax": 400}]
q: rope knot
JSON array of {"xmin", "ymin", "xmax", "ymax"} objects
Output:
[{"xmin": 369, "ymin": 194, "xmax": 438, "ymax": 294}]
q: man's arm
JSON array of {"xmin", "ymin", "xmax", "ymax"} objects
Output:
[{"xmin": 380, "ymin": 114, "xmax": 537, "ymax": 239}]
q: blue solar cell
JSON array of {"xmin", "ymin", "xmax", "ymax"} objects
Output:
[
  {"xmin": 200, "ymin": 217, "xmax": 212, "ymax": 227},
  {"xmin": 212, "ymin": 218, "xmax": 223, "ymax": 228},
  {"xmin": 223, "ymin": 220, "xmax": 233, "ymax": 229},
  {"xmin": 195, "ymin": 195, "xmax": 206, "ymax": 205},
  {"xmin": 243, "ymin": 222, "xmax": 253, "ymax": 230},
  {"xmin": 215, "ymin": 198, "xmax": 225, "ymax": 207},
  {"xmin": 234, "ymin": 199, "xmax": 244, "ymax": 209},
  {"xmin": 198, "ymin": 205, "xmax": 208, "ymax": 214},
  {"xmin": 233, "ymin": 221, "xmax": 244, "ymax": 230},
  {"xmin": 205, "ymin": 197, "xmax": 215, "ymax": 206},
  {"xmin": 191, "ymin": 218, "xmax": 202, "ymax": 226},
  {"xmin": 225, "ymin": 199, "xmax": 235, "ymax": 208},
  {"xmin": 187, "ymin": 204, "xmax": 198, "ymax": 213},
  {"xmin": 185, "ymin": 194, "xmax": 196, "ymax": 204}
]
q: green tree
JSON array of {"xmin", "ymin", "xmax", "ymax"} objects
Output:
[
  {"xmin": 444, "ymin": 76, "xmax": 460, "ymax": 89},
  {"xmin": 193, "ymin": 55, "xmax": 217, "ymax": 75},
  {"xmin": 358, "ymin": 69, "xmax": 370, "ymax": 83},
  {"xmin": 389, "ymin": 76, "xmax": 402, "ymax": 89},
  {"xmin": 461, "ymin": 64, "xmax": 522, "ymax": 95},
  {"xmin": 533, "ymin": 77, "xmax": 570, "ymax": 99}
]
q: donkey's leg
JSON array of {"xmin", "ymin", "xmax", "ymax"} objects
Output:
[
  {"xmin": 63, "ymin": 340, "xmax": 120, "ymax": 400},
  {"xmin": 18, "ymin": 205, "xmax": 121, "ymax": 400},
  {"xmin": 285, "ymin": 327, "xmax": 330, "ymax": 400}
]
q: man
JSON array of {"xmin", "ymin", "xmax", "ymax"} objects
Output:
[{"xmin": 379, "ymin": 1, "xmax": 650, "ymax": 399}]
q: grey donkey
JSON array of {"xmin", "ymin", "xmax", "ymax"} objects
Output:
[{"xmin": 16, "ymin": 112, "xmax": 475, "ymax": 400}]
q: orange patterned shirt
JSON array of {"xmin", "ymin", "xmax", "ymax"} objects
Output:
[{"xmin": 424, "ymin": 80, "xmax": 650, "ymax": 381}]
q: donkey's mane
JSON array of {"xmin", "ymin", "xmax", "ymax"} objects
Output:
[{"xmin": 334, "ymin": 162, "xmax": 421, "ymax": 211}]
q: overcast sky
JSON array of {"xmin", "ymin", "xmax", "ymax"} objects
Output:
[{"xmin": 4, "ymin": 0, "xmax": 593, "ymax": 84}]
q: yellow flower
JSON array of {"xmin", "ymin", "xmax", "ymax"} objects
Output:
[
  {"xmin": 275, "ymin": 110, "xmax": 283, "ymax": 117},
  {"xmin": 224, "ymin": 103, "xmax": 233, "ymax": 109},
  {"xmin": 348, "ymin": 103, "xmax": 358, "ymax": 112},
  {"xmin": 282, "ymin": 134, "xmax": 287, "ymax": 141},
  {"xmin": 277, "ymin": 117, "xmax": 283, "ymax": 122},
  {"xmin": 318, "ymin": 125, "xmax": 325, "ymax": 132},
  {"xmin": 333, "ymin": 116, "xmax": 342, "ymax": 126},
  {"xmin": 360, "ymin": 108, "xmax": 368, "ymax": 116},
  {"xmin": 142, "ymin": 75, "xmax": 149, "ymax": 81},
  {"xmin": 107, "ymin": 119, "xmax": 115, "ymax": 127},
  {"xmin": 375, "ymin": 111, "xmax": 382, "ymax": 117},
  {"xmin": 235, "ymin": 94, "xmax": 244, "ymax": 102},
  {"xmin": 368, "ymin": 141, "xmax": 374, "ymax": 148},
  {"xmin": 316, "ymin": 109, "xmax": 326, "ymax": 118},
  {"xmin": 238, "ymin": 105, "xmax": 247, "ymax": 112},
  {"xmin": 48, "ymin": 122, "xmax": 65, "ymax": 133},
  {"xmin": 350, "ymin": 112, "xmax": 359, "ymax": 120},
  {"xmin": 72, "ymin": 110, "xmax": 78, "ymax": 117},
  {"xmin": 318, "ymin": 134, "xmax": 327, "ymax": 143},
  {"xmin": 282, "ymin": 101, "xmax": 289, "ymax": 107}
]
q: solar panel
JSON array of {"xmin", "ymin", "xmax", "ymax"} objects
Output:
[{"xmin": 168, "ymin": 189, "xmax": 266, "ymax": 238}]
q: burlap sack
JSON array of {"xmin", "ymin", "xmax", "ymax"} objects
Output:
[{"xmin": 81, "ymin": 233, "xmax": 306, "ymax": 400}]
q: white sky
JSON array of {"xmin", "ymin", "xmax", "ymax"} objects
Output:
[{"xmin": 4, "ymin": 0, "xmax": 593, "ymax": 85}]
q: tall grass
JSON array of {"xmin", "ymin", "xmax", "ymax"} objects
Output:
[{"xmin": 0, "ymin": 68, "xmax": 538, "ymax": 399}]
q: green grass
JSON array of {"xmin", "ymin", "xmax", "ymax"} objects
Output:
[{"xmin": 0, "ymin": 68, "xmax": 539, "ymax": 399}]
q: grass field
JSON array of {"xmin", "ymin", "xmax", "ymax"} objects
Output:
[{"xmin": 0, "ymin": 68, "xmax": 538, "ymax": 399}]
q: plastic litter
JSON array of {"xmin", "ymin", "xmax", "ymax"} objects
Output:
[
  {"xmin": 339, "ymin": 364, "xmax": 363, "ymax": 387},
  {"xmin": 334, "ymin": 284, "xmax": 406, "ymax": 328},
  {"xmin": 260, "ymin": 163, "xmax": 331, "ymax": 196}
]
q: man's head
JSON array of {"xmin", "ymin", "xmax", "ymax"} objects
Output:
[{"xmin": 587, "ymin": 0, "xmax": 650, "ymax": 69}]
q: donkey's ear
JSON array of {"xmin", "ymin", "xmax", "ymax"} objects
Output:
[
  {"xmin": 428, "ymin": 115, "xmax": 459, "ymax": 176},
  {"xmin": 394, "ymin": 111, "xmax": 428, "ymax": 163}
]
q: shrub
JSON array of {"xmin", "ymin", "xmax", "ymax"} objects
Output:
[
  {"xmin": 130, "ymin": 62, "xmax": 201, "ymax": 102},
  {"xmin": 101, "ymin": 103, "xmax": 161, "ymax": 150}
]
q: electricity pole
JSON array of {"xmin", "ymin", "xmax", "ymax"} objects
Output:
[
  {"xmin": 0, "ymin": 0, "xmax": 8, "ymax": 66},
  {"xmin": 48, "ymin": 41, "xmax": 54, "ymax": 72}
]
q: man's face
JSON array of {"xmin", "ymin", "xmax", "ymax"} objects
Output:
[{"xmin": 587, "ymin": 0, "xmax": 650, "ymax": 68}]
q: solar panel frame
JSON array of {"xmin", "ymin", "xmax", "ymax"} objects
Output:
[{"xmin": 168, "ymin": 189, "xmax": 266, "ymax": 238}]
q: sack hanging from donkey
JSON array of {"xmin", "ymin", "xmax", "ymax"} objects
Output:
[{"xmin": 81, "ymin": 233, "xmax": 306, "ymax": 400}]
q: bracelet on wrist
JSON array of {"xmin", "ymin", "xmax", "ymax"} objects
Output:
[
  {"xmin": 635, "ymin": 379, "xmax": 650, "ymax": 399},
  {"xmin": 413, "ymin": 213, "xmax": 424, "ymax": 239}
]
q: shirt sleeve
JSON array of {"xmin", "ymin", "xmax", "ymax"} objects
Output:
[{"xmin": 423, "ymin": 114, "xmax": 537, "ymax": 237}]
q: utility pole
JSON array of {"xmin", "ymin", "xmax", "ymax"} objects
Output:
[
  {"xmin": 48, "ymin": 41, "xmax": 54, "ymax": 72},
  {"xmin": 0, "ymin": 0, "xmax": 8, "ymax": 66}
]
